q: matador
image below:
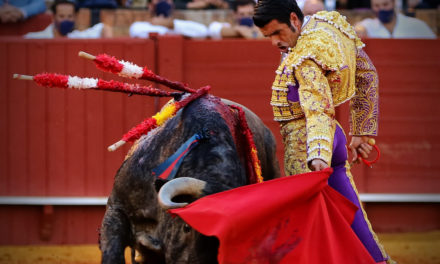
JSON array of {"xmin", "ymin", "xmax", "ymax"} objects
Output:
[{"xmin": 254, "ymin": 0, "xmax": 392, "ymax": 263}]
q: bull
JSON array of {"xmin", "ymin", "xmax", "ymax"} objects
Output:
[{"xmin": 99, "ymin": 94, "xmax": 280, "ymax": 264}]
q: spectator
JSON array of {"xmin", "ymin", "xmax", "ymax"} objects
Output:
[
  {"xmin": 129, "ymin": 0, "xmax": 208, "ymax": 38},
  {"xmin": 302, "ymin": 0, "xmax": 325, "ymax": 16},
  {"xmin": 208, "ymin": 0, "xmax": 263, "ymax": 39},
  {"xmin": 174, "ymin": 0, "xmax": 230, "ymax": 10},
  {"xmin": 24, "ymin": 0, "xmax": 113, "ymax": 38},
  {"xmin": 355, "ymin": 0, "xmax": 436, "ymax": 38},
  {"xmin": 0, "ymin": 0, "xmax": 46, "ymax": 23}
]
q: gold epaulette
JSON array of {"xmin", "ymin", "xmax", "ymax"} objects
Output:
[
  {"xmin": 288, "ymin": 11, "xmax": 363, "ymax": 72},
  {"xmin": 289, "ymin": 27, "xmax": 344, "ymax": 72},
  {"xmin": 313, "ymin": 11, "xmax": 365, "ymax": 49}
]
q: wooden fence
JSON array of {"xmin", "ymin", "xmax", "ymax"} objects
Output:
[{"xmin": 0, "ymin": 37, "xmax": 439, "ymax": 244}]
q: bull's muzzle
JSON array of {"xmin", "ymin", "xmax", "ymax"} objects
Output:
[{"xmin": 158, "ymin": 177, "xmax": 207, "ymax": 209}]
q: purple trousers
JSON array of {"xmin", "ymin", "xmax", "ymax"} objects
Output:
[{"xmin": 329, "ymin": 125, "xmax": 387, "ymax": 263}]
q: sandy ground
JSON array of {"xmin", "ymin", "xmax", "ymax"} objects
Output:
[{"xmin": 0, "ymin": 231, "xmax": 439, "ymax": 264}]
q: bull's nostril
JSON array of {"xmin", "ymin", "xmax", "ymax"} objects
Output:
[
  {"xmin": 149, "ymin": 235, "xmax": 161, "ymax": 246},
  {"xmin": 183, "ymin": 224, "xmax": 191, "ymax": 233}
]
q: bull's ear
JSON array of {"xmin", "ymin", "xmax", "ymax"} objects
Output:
[{"xmin": 154, "ymin": 178, "xmax": 168, "ymax": 193}]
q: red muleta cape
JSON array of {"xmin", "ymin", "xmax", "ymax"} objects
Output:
[{"xmin": 170, "ymin": 168, "xmax": 376, "ymax": 264}]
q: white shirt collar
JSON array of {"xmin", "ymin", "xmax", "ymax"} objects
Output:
[{"xmin": 302, "ymin": 15, "xmax": 311, "ymax": 29}]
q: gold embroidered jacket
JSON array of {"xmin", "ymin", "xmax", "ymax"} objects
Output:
[{"xmin": 271, "ymin": 11, "xmax": 379, "ymax": 165}]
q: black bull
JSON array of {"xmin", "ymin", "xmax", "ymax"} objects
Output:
[{"xmin": 99, "ymin": 95, "xmax": 280, "ymax": 263}]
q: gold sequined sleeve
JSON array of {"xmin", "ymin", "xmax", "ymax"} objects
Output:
[
  {"xmin": 350, "ymin": 49, "xmax": 379, "ymax": 136},
  {"xmin": 295, "ymin": 59, "xmax": 335, "ymax": 165}
]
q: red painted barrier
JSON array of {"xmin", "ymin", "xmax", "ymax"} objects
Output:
[
  {"xmin": 368, "ymin": 39, "xmax": 440, "ymax": 193},
  {"xmin": 0, "ymin": 38, "xmax": 158, "ymax": 197},
  {"xmin": 0, "ymin": 37, "xmax": 439, "ymax": 244},
  {"xmin": 340, "ymin": 39, "xmax": 440, "ymax": 193}
]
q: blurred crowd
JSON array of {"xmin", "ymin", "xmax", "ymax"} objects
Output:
[{"xmin": 0, "ymin": 0, "xmax": 438, "ymax": 39}]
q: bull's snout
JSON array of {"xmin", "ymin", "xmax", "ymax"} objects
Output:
[{"xmin": 158, "ymin": 177, "xmax": 207, "ymax": 209}]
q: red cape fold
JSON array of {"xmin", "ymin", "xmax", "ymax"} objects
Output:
[{"xmin": 170, "ymin": 169, "xmax": 376, "ymax": 264}]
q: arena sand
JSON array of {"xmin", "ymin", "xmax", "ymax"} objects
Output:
[{"xmin": 0, "ymin": 231, "xmax": 439, "ymax": 264}]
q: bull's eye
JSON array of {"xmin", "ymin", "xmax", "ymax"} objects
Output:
[{"xmin": 183, "ymin": 224, "xmax": 191, "ymax": 233}]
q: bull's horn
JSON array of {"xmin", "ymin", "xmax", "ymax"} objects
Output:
[
  {"xmin": 158, "ymin": 177, "xmax": 207, "ymax": 209},
  {"xmin": 134, "ymin": 249, "xmax": 143, "ymax": 263}
]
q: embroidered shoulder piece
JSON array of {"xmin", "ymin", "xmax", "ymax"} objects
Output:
[
  {"xmin": 289, "ymin": 26, "xmax": 343, "ymax": 72},
  {"xmin": 286, "ymin": 21, "xmax": 344, "ymax": 71},
  {"xmin": 313, "ymin": 11, "xmax": 365, "ymax": 49},
  {"xmin": 289, "ymin": 11, "xmax": 364, "ymax": 73}
]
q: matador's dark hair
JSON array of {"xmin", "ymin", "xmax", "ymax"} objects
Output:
[
  {"xmin": 51, "ymin": 0, "xmax": 79, "ymax": 14},
  {"xmin": 253, "ymin": 0, "xmax": 304, "ymax": 28}
]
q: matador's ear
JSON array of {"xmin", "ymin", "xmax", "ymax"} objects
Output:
[{"xmin": 290, "ymin": 12, "xmax": 302, "ymax": 30}]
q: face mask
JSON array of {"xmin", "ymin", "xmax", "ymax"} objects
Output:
[
  {"xmin": 238, "ymin": 17, "xmax": 254, "ymax": 27},
  {"xmin": 56, "ymin": 20, "xmax": 75, "ymax": 36},
  {"xmin": 155, "ymin": 1, "xmax": 172, "ymax": 17},
  {"xmin": 377, "ymin": 9, "xmax": 394, "ymax": 24}
]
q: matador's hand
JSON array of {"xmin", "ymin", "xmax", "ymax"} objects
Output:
[
  {"xmin": 349, "ymin": 136, "xmax": 374, "ymax": 164},
  {"xmin": 309, "ymin": 159, "xmax": 329, "ymax": 171}
]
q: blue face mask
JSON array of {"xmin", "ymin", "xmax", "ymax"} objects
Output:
[
  {"xmin": 239, "ymin": 17, "xmax": 254, "ymax": 27},
  {"xmin": 377, "ymin": 9, "xmax": 394, "ymax": 24},
  {"xmin": 155, "ymin": 1, "xmax": 172, "ymax": 17},
  {"xmin": 56, "ymin": 20, "xmax": 75, "ymax": 36}
]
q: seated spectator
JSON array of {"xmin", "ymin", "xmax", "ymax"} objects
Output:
[
  {"xmin": 355, "ymin": 0, "xmax": 436, "ymax": 38},
  {"xmin": 174, "ymin": 0, "xmax": 230, "ymax": 10},
  {"xmin": 0, "ymin": 0, "xmax": 46, "ymax": 23},
  {"xmin": 24, "ymin": 0, "xmax": 113, "ymax": 38},
  {"xmin": 302, "ymin": 0, "xmax": 325, "ymax": 16},
  {"xmin": 208, "ymin": 0, "xmax": 263, "ymax": 39},
  {"xmin": 129, "ymin": 0, "xmax": 208, "ymax": 38}
]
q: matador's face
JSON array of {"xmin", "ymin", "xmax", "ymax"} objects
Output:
[{"xmin": 259, "ymin": 12, "xmax": 302, "ymax": 53}]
